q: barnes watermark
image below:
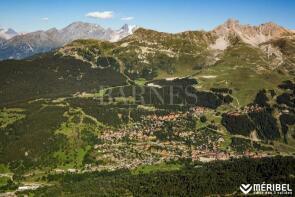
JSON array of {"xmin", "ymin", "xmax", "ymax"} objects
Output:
[{"xmin": 78, "ymin": 85, "xmax": 199, "ymax": 106}]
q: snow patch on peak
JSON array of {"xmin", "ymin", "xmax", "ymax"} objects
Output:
[
  {"xmin": 119, "ymin": 24, "xmax": 138, "ymax": 34},
  {"xmin": 110, "ymin": 24, "xmax": 139, "ymax": 42},
  {"xmin": 127, "ymin": 25, "xmax": 138, "ymax": 34}
]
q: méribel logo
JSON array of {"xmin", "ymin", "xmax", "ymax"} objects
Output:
[
  {"xmin": 240, "ymin": 184, "xmax": 253, "ymax": 194},
  {"xmin": 239, "ymin": 183, "xmax": 293, "ymax": 195}
]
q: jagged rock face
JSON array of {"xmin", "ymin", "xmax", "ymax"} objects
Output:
[
  {"xmin": 0, "ymin": 22, "xmax": 136, "ymax": 60},
  {"xmin": 110, "ymin": 24, "xmax": 138, "ymax": 42},
  {"xmin": 212, "ymin": 19, "xmax": 293, "ymax": 47},
  {"xmin": 208, "ymin": 20, "xmax": 295, "ymax": 72}
]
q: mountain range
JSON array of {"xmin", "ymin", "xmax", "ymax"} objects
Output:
[
  {"xmin": 0, "ymin": 22, "xmax": 137, "ymax": 60},
  {"xmin": 1, "ymin": 19, "xmax": 294, "ymax": 65},
  {"xmin": 1, "ymin": 19, "xmax": 295, "ymax": 105}
]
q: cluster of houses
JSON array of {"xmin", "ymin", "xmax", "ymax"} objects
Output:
[
  {"xmin": 87, "ymin": 109, "xmax": 236, "ymax": 170},
  {"xmin": 66, "ymin": 107, "xmax": 266, "ymax": 172},
  {"xmin": 228, "ymin": 104, "xmax": 264, "ymax": 116}
]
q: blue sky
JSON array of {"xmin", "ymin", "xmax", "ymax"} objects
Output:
[{"xmin": 0, "ymin": 0, "xmax": 294, "ymax": 33}]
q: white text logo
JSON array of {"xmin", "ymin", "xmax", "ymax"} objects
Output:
[{"xmin": 240, "ymin": 183, "xmax": 292, "ymax": 195}]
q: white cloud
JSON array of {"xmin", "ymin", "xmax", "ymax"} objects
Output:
[
  {"xmin": 121, "ymin": 16, "xmax": 134, "ymax": 21},
  {"xmin": 41, "ymin": 17, "xmax": 49, "ymax": 21},
  {"xmin": 86, "ymin": 11, "xmax": 113, "ymax": 19}
]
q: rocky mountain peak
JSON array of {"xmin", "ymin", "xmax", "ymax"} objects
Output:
[
  {"xmin": 109, "ymin": 24, "xmax": 138, "ymax": 42},
  {"xmin": 118, "ymin": 24, "xmax": 138, "ymax": 34},
  {"xmin": 5, "ymin": 28, "xmax": 18, "ymax": 35},
  {"xmin": 64, "ymin": 21, "xmax": 103, "ymax": 30},
  {"xmin": 0, "ymin": 27, "xmax": 19, "ymax": 39},
  {"xmin": 259, "ymin": 22, "xmax": 290, "ymax": 36},
  {"xmin": 223, "ymin": 19, "xmax": 241, "ymax": 29},
  {"xmin": 212, "ymin": 19, "xmax": 294, "ymax": 48},
  {"xmin": 120, "ymin": 24, "xmax": 130, "ymax": 31}
]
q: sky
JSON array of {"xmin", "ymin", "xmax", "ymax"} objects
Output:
[{"xmin": 0, "ymin": 0, "xmax": 294, "ymax": 33}]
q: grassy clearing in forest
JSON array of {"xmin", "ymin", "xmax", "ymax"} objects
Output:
[
  {"xmin": 0, "ymin": 108, "xmax": 26, "ymax": 129},
  {"xmin": 131, "ymin": 163, "xmax": 182, "ymax": 175}
]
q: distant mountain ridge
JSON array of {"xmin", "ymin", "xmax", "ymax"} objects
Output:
[
  {"xmin": 0, "ymin": 22, "xmax": 138, "ymax": 60},
  {"xmin": 0, "ymin": 19, "xmax": 294, "ymax": 61}
]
